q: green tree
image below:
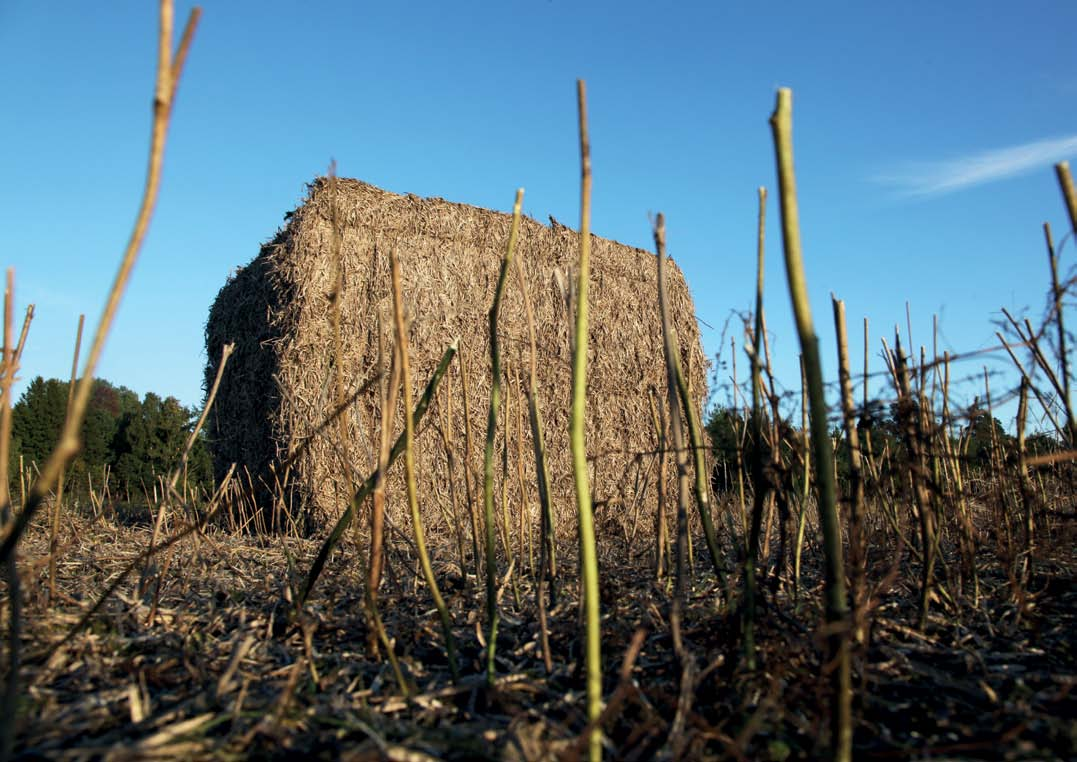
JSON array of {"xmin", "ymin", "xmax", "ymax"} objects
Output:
[
  {"xmin": 11, "ymin": 377, "xmax": 68, "ymax": 467},
  {"xmin": 10, "ymin": 378, "xmax": 212, "ymax": 504},
  {"xmin": 706, "ymin": 406, "xmax": 745, "ymax": 492},
  {"xmin": 112, "ymin": 392, "xmax": 189, "ymax": 496},
  {"xmin": 964, "ymin": 413, "xmax": 1011, "ymax": 467},
  {"xmin": 1026, "ymin": 430, "xmax": 1061, "ymax": 457}
]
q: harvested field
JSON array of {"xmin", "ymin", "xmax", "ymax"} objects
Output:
[
  {"xmin": 9, "ymin": 508, "xmax": 1076, "ymax": 760},
  {"xmin": 7, "ymin": 8, "xmax": 1077, "ymax": 761}
]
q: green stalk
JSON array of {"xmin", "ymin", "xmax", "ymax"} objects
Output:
[
  {"xmin": 659, "ymin": 247, "xmax": 728, "ymax": 598},
  {"xmin": 769, "ymin": 88, "xmax": 851, "ymax": 762},
  {"xmin": 668, "ymin": 262, "xmax": 727, "ymax": 597},
  {"xmin": 655, "ymin": 214, "xmax": 695, "ymax": 664},
  {"xmin": 647, "ymin": 389, "xmax": 669, "ymax": 581},
  {"xmin": 299, "ymin": 341, "xmax": 458, "ymax": 606},
  {"xmin": 390, "ymin": 249, "xmax": 459, "ymax": 683},
  {"xmin": 510, "ymin": 246, "xmax": 558, "ymax": 599},
  {"xmin": 483, "ymin": 189, "xmax": 525, "ymax": 684},
  {"xmin": 458, "ymin": 352, "xmax": 483, "ymax": 580},
  {"xmin": 743, "ymin": 185, "xmax": 769, "ymax": 671},
  {"xmin": 526, "ymin": 391, "xmax": 557, "ymax": 596},
  {"xmin": 793, "ymin": 355, "xmax": 809, "ymax": 612},
  {"xmin": 729, "ymin": 338, "xmax": 748, "ymax": 550},
  {"xmin": 572, "ymin": 79, "xmax": 602, "ymax": 762}
]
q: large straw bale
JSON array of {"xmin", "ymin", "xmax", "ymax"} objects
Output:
[{"xmin": 205, "ymin": 178, "xmax": 705, "ymax": 536}]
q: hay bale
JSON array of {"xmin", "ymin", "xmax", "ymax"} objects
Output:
[{"xmin": 205, "ymin": 178, "xmax": 706, "ymax": 536}]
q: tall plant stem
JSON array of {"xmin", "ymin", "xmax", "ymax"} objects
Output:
[
  {"xmin": 1043, "ymin": 222, "xmax": 1075, "ymax": 446},
  {"xmin": 483, "ymin": 189, "xmax": 525, "ymax": 684},
  {"xmin": 299, "ymin": 342, "xmax": 457, "ymax": 606},
  {"xmin": 326, "ymin": 166, "xmax": 355, "ymax": 499},
  {"xmin": 832, "ymin": 297, "xmax": 866, "ymax": 641},
  {"xmin": 655, "ymin": 214, "xmax": 695, "ymax": 666},
  {"xmin": 769, "ymin": 88, "xmax": 851, "ymax": 762},
  {"xmin": 729, "ymin": 337, "xmax": 748, "ymax": 546},
  {"xmin": 572, "ymin": 79, "xmax": 602, "ymax": 762},
  {"xmin": 365, "ymin": 315, "xmax": 408, "ymax": 693},
  {"xmin": 1015, "ymin": 379, "xmax": 1036, "ymax": 586},
  {"xmin": 512, "ymin": 370, "xmax": 532, "ymax": 577},
  {"xmin": 458, "ymin": 350, "xmax": 483, "ymax": 580},
  {"xmin": 389, "ymin": 249, "xmax": 459, "ymax": 683},
  {"xmin": 0, "ymin": 273, "xmax": 20, "ymax": 762},
  {"xmin": 892, "ymin": 335, "xmax": 938, "ymax": 631},
  {"xmin": 1055, "ymin": 160, "xmax": 1077, "ymax": 238},
  {"xmin": 675, "ymin": 354, "xmax": 727, "ymax": 595},
  {"xmin": 793, "ymin": 354, "xmax": 810, "ymax": 612},
  {"xmin": 440, "ymin": 370, "xmax": 468, "ymax": 577},
  {"xmin": 647, "ymin": 389, "xmax": 669, "ymax": 581},
  {"xmin": 49, "ymin": 314, "xmax": 84, "ymax": 604},
  {"xmin": 743, "ymin": 186, "xmax": 769, "ymax": 670},
  {"xmin": 369, "ymin": 311, "xmax": 399, "ymax": 598},
  {"xmin": 512, "ymin": 247, "xmax": 557, "ymax": 600},
  {"xmin": 658, "ymin": 233, "xmax": 727, "ymax": 596}
]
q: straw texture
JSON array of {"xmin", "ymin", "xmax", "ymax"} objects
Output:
[{"xmin": 205, "ymin": 178, "xmax": 705, "ymax": 535}]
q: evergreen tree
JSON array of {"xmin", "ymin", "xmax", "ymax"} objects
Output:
[
  {"xmin": 11, "ymin": 376, "xmax": 68, "ymax": 467},
  {"xmin": 10, "ymin": 378, "xmax": 211, "ymax": 503},
  {"xmin": 965, "ymin": 413, "xmax": 1011, "ymax": 467},
  {"xmin": 111, "ymin": 392, "xmax": 207, "ymax": 498},
  {"xmin": 706, "ymin": 406, "xmax": 745, "ymax": 492}
]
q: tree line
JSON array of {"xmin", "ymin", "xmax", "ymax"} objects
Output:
[
  {"xmin": 706, "ymin": 401, "xmax": 1064, "ymax": 494},
  {"xmin": 9, "ymin": 376, "xmax": 213, "ymax": 504}
]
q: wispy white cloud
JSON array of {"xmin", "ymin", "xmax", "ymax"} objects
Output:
[{"xmin": 874, "ymin": 134, "xmax": 1077, "ymax": 197}]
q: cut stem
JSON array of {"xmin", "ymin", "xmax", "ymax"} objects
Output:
[
  {"xmin": 572, "ymin": 79, "xmax": 602, "ymax": 762},
  {"xmin": 389, "ymin": 249, "xmax": 459, "ymax": 683},
  {"xmin": 483, "ymin": 188, "xmax": 525, "ymax": 684},
  {"xmin": 769, "ymin": 88, "xmax": 851, "ymax": 762}
]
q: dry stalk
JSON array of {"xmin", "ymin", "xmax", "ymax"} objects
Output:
[
  {"xmin": 893, "ymin": 335, "xmax": 937, "ymax": 630},
  {"xmin": 48, "ymin": 314, "xmax": 84, "ymax": 604},
  {"xmin": 0, "ymin": 273, "xmax": 19, "ymax": 762},
  {"xmin": 298, "ymin": 341, "xmax": 457, "ymax": 607},
  {"xmin": 458, "ymin": 349, "xmax": 482, "ymax": 581},
  {"xmin": 389, "ymin": 248, "xmax": 459, "ymax": 683},
  {"xmin": 0, "ymin": 0, "xmax": 201, "ymax": 567},
  {"xmin": 482, "ymin": 188, "xmax": 524, "ymax": 684},
  {"xmin": 743, "ymin": 185, "xmax": 770, "ymax": 671},
  {"xmin": 653, "ymin": 218, "xmax": 694, "ymax": 607},
  {"xmin": 832, "ymin": 297, "xmax": 866, "ymax": 640},
  {"xmin": 1016, "ymin": 379, "xmax": 1036, "ymax": 587},
  {"xmin": 647, "ymin": 388, "xmax": 669, "ymax": 581},
  {"xmin": 1043, "ymin": 222, "xmax": 1075, "ymax": 445},
  {"xmin": 511, "ymin": 242, "xmax": 557, "ymax": 597},
  {"xmin": 439, "ymin": 370, "xmax": 468, "ymax": 577}
]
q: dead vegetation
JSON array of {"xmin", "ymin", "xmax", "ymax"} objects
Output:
[
  {"xmin": 5, "ymin": 501, "xmax": 1075, "ymax": 761},
  {"xmin": 3, "ymin": 4, "xmax": 1077, "ymax": 761}
]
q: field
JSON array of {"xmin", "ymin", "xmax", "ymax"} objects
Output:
[
  {"xmin": 8, "ymin": 495, "xmax": 1076, "ymax": 760},
  {"xmin": 3, "ymin": 3, "xmax": 1077, "ymax": 761}
]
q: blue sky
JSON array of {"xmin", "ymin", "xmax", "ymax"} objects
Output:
[{"xmin": 1, "ymin": 2, "xmax": 1074, "ymax": 430}]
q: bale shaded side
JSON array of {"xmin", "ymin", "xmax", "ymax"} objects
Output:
[{"xmin": 205, "ymin": 178, "xmax": 706, "ymax": 538}]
